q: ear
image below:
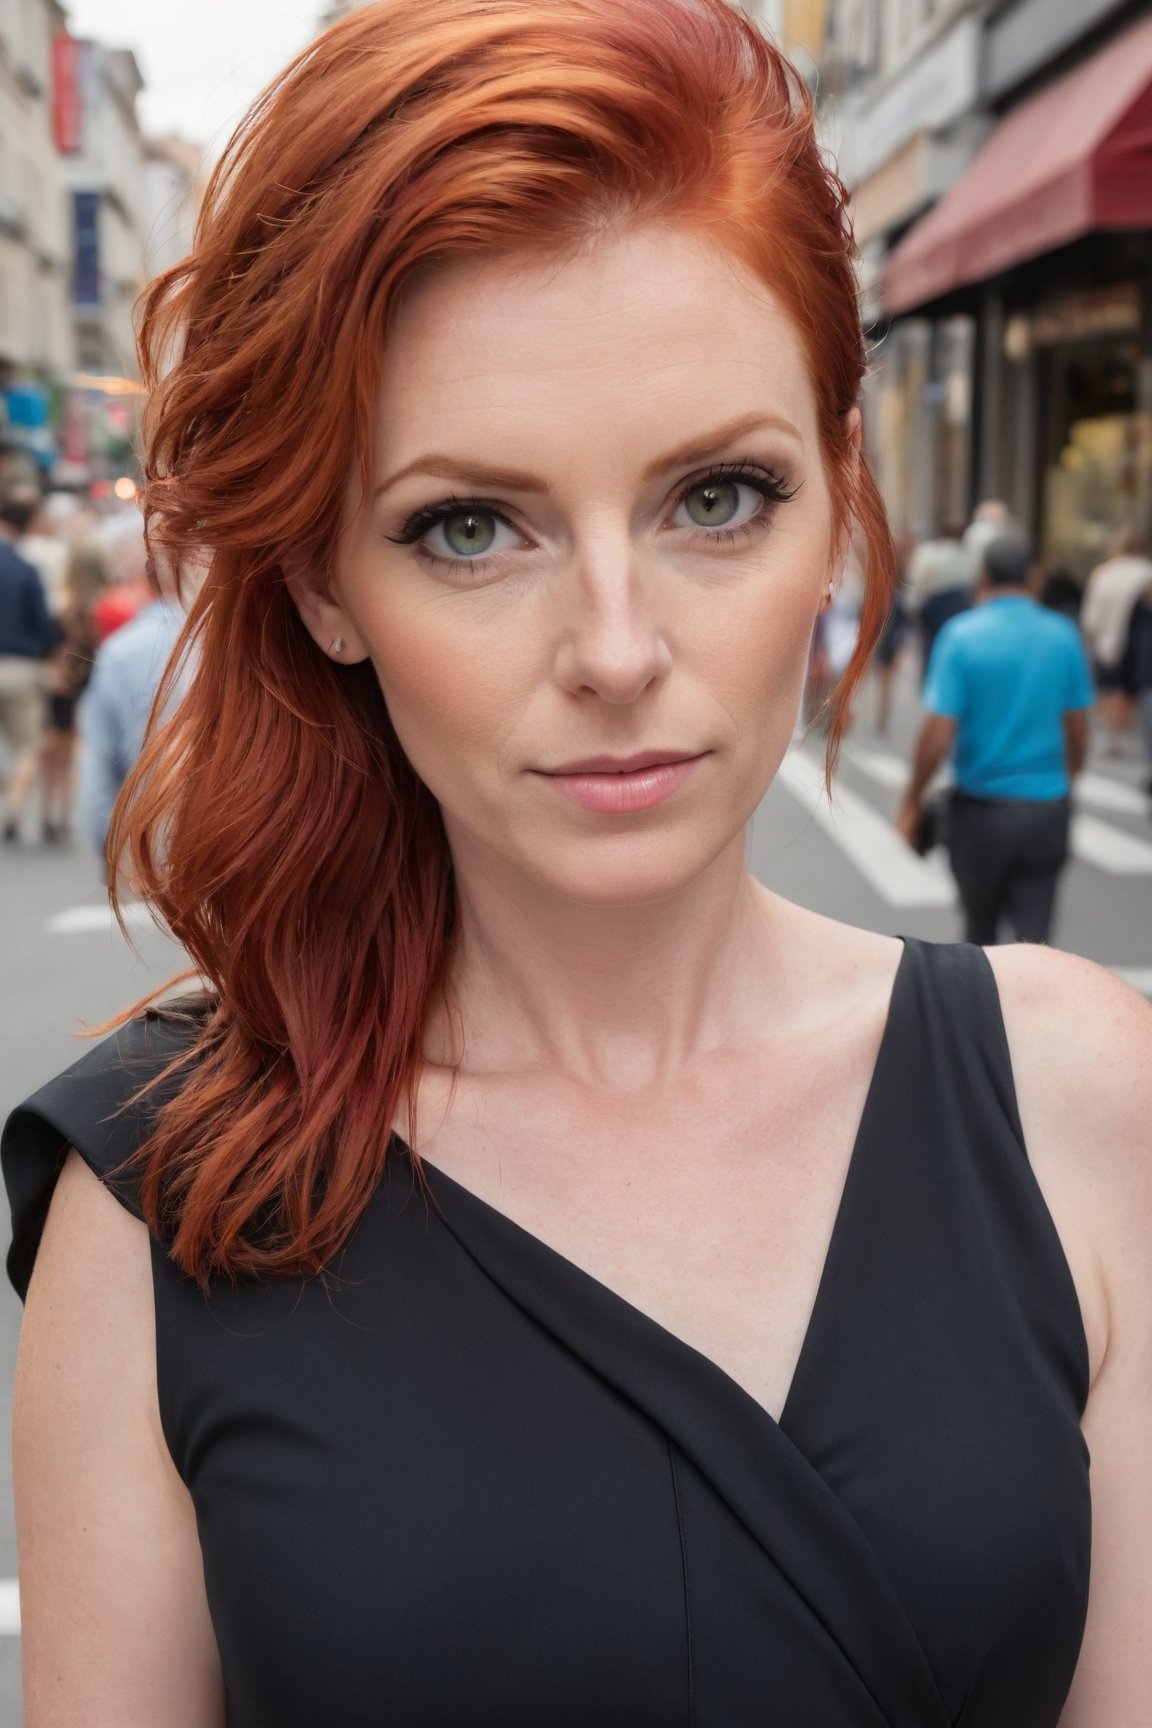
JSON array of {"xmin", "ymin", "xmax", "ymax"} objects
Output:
[{"xmin": 282, "ymin": 556, "xmax": 371, "ymax": 665}]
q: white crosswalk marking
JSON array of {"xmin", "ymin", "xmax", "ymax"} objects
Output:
[
  {"xmin": 46, "ymin": 902, "xmax": 157, "ymax": 935},
  {"xmin": 1074, "ymin": 772, "xmax": 1149, "ymax": 819},
  {"xmin": 838, "ymin": 744, "xmax": 908, "ymax": 791},
  {"xmin": 775, "ymin": 753, "xmax": 956, "ymax": 908},
  {"xmin": 0, "ymin": 1579, "xmax": 18, "ymax": 1634},
  {"xmin": 1070, "ymin": 814, "xmax": 1152, "ymax": 875}
]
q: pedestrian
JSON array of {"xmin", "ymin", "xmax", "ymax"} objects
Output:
[
  {"xmin": 1126, "ymin": 576, "xmax": 1152, "ymax": 799},
  {"xmin": 0, "ymin": 492, "xmax": 58, "ymax": 842},
  {"xmin": 1039, "ymin": 565, "xmax": 1083, "ymax": 623},
  {"xmin": 38, "ymin": 542, "xmax": 107, "ymax": 843},
  {"xmin": 961, "ymin": 497, "xmax": 1014, "ymax": 577},
  {"xmin": 897, "ymin": 533, "xmax": 1094, "ymax": 945},
  {"xmin": 901, "ymin": 518, "xmax": 971, "ymax": 680},
  {"xmin": 90, "ymin": 509, "xmax": 152, "ymax": 642},
  {"xmin": 4, "ymin": 3, "xmax": 1150, "ymax": 1724},
  {"xmin": 76, "ymin": 546, "xmax": 186, "ymax": 864},
  {"xmin": 0, "ymin": 482, "xmax": 71, "ymax": 617},
  {"xmin": 1079, "ymin": 533, "xmax": 1152, "ymax": 754}
]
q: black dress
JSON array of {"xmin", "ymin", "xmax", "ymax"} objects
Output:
[{"xmin": 1, "ymin": 937, "xmax": 1091, "ymax": 1727}]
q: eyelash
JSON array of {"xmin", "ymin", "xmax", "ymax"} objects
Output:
[{"xmin": 385, "ymin": 462, "xmax": 801, "ymax": 574}]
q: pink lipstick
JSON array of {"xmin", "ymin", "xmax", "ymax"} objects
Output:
[{"xmin": 534, "ymin": 752, "xmax": 707, "ymax": 814}]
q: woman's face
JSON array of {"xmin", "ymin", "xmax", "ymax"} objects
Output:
[{"xmin": 311, "ymin": 223, "xmax": 850, "ymax": 905}]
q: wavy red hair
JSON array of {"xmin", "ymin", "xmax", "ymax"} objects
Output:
[{"xmin": 110, "ymin": 0, "xmax": 895, "ymax": 1286}]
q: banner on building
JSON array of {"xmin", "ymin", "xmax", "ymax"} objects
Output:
[
  {"xmin": 53, "ymin": 35, "xmax": 87, "ymax": 154},
  {"xmin": 73, "ymin": 190, "xmax": 101, "ymax": 307},
  {"xmin": 61, "ymin": 390, "xmax": 89, "ymax": 467}
]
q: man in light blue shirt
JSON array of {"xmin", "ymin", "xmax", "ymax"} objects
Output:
[
  {"xmin": 897, "ymin": 534, "xmax": 1094, "ymax": 944},
  {"xmin": 78, "ymin": 591, "xmax": 186, "ymax": 867}
]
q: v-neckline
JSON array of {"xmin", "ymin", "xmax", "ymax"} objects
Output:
[{"xmin": 389, "ymin": 935, "xmax": 911, "ymax": 1441}]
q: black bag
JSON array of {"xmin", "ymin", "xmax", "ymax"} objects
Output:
[{"xmin": 912, "ymin": 789, "xmax": 951, "ymax": 857}]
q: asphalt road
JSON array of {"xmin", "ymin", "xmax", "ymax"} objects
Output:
[{"xmin": 0, "ymin": 658, "xmax": 1148, "ymax": 1723}]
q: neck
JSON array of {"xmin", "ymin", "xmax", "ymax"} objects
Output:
[{"xmin": 426, "ymin": 828, "xmax": 789, "ymax": 1095}]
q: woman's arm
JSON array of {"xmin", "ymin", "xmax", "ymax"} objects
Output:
[
  {"xmin": 987, "ymin": 946, "xmax": 1152, "ymax": 1726},
  {"xmin": 14, "ymin": 1149, "xmax": 225, "ymax": 1727}
]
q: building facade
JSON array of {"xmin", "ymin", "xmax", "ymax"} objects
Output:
[
  {"xmin": 58, "ymin": 41, "xmax": 148, "ymax": 380},
  {"xmin": 817, "ymin": 0, "xmax": 1152, "ymax": 572},
  {"xmin": 894, "ymin": 0, "xmax": 1152, "ymax": 577},
  {"xmin": 144, "ymin": 133, "xmax": 207, "ymax": 282},
  {"xmin": 0, "ymin": 5, "xmax": 209, "ymax": 488},
  {"xmin": 806, "ymin": 1, "xmax": 992, "ymax": 542},
  {"xmin": 0, "ymin": 0, "xmax": 71, "ymax": 481}
]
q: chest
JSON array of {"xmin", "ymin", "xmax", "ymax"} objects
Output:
[{"xmin": 395, "ymin": 1054, "xmax": 873, "ymax": 1426}]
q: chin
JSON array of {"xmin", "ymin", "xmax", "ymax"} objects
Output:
[{"xmin": 527, "ymin": 829, "xmax": 743, "ymax": 907}]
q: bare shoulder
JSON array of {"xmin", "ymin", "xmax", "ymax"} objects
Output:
[
  {"xmin": 16, "ymin": 1149, "xmax": 224, "ymax": 1725},
  {"xmin": 983, "ymin": 944, "xmax": 1152, "ymax": 1388},
  {"xmin": 983, "ymin": 956, "xmax": 1152, "ymax": 1716},
  {"xmin": 984, "ymin": 943, "xmax": 1152, "ymax": 1162}
]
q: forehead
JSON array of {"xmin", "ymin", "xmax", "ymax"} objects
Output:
[{"xmin": 375, "ymin": 223, "xmax": 820, "ymax": 460}]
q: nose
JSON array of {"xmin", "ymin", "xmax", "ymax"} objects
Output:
[{"xmin": 552, "ymin": 532, "xmax": 673, "ymax": 705}]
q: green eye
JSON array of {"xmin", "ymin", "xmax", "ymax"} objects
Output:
[
  {"xmin": 683, "ymin": 480, "xmax": 741, "ymax": 528},
  {"xmin": 440, "ymin": 510, "xmax": 497, "ymax": 556}
]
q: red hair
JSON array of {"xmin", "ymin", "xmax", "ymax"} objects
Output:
[{"xmin": 111, "ymin": 0, "xmax": 895, "ymax": 1285}]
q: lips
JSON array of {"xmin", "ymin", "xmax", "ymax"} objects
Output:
[
  {"xmin": 539, "ymin": 751, "xmax": 703, "ymax": 775},
  {"xmin": 537, "ymin": 753, "xmax": 704, "ymax": 813}
]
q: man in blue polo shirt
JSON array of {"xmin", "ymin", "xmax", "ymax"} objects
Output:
[{"xmin": 896, "ymin": 533, "xmax": 1094, "ymax": 944}]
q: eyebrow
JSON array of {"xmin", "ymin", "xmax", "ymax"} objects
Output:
[{"xmin": 372, "ymin": 412, "xmax": 803, "ymax": 500}]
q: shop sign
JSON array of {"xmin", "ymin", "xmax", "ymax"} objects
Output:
[
  {"xmin": 52, "ymin": 35, "xmax": 87, "ymax": 155},
  {"xmin": 72, "ymin": 190, "xmax": 100, "ymax": 308},
  {"xmin": 61, "ymin": 390, "xmax": 88, "ymax": 466},
  {"xmin": 2, "ymin": 383, "xmax": 55, "ymax": 471},
  {"xmin": 1030, "ymin": 284, "xmax": 1142, "ymax": 348}
]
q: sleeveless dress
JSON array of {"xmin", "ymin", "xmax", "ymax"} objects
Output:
[{"xmin": 1, "ymin": 937, "xmax": 1091, "ymax": 1727}]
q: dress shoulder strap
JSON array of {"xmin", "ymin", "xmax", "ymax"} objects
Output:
[
  {"xmin": 896, "ymin": 936, "xmax": 1028, "ymax": 1154},
  {"xmin": 1, "ymin": 1002, "xmax": 206, "ymax": 1301}
]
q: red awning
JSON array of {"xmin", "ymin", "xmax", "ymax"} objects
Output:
[{"xmin": 885, "ymin": 12, "xmax": 1152, "ymax": 314}]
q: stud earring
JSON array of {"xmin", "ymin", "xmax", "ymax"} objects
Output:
[{"xmin": 328, "ymin": 637, "xmax": 344, "ymax": 658}]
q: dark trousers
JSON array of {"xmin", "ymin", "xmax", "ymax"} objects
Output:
[{"xmin": 947, "ymin": 791, "xmax": 1071, "ymax": 945}]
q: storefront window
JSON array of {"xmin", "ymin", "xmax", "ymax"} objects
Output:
[{"xmin": 1040, "ymin": 331, "xmax": 1152, "ymax": 575}]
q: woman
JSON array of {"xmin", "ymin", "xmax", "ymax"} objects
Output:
[
  {"xmin": 1080, "ymin": 535, "xmax": 1152, "ymax": 754},
  {"xmin": 38, "ymin": 541, "xmax": 106, "ymax": 842},
  {"xmin": 3, "ymin": 2, "xmax": 1149, "ymax": 1723}
]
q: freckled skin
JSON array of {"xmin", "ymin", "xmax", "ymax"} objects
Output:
[{"xmin": 316, "ymin": 224, "xmax": 842, "ymax": 914}]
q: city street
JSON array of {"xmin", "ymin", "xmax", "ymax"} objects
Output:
[{"xmin": 0, "ymin": 660, "xmax": 1149, "ymax": 1721}]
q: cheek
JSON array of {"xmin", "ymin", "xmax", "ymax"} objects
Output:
[
  {"xmin": 360, "ymin": 600, "xmax": 523, "ymax": 774},
  {"xmin": 690, "ymin": 551, "xmax": 823, "ymax": 715}
]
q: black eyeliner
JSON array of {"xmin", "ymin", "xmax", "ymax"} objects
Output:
[
  {"xmin": 674, "ymin": 460, "xmax": 801, "ymax": 507},
  {"xmin": 385, "ymin": 494, "xmax": 514, "ymax": 546},
  {"xmin": 384, "ymin": 460, "xmax": 801, "ymax": 556}
]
